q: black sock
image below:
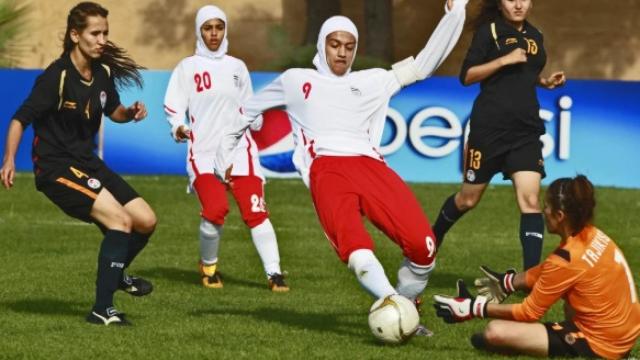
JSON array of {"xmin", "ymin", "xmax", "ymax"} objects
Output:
[
  {"xmin": 94, "ymin": 230, "xmax": 130, "ymax": 312},
  {"xmin": 520, "ymin": 213, "xmax": 544, "ymax": 270},
  {"xmin": 433, "ymin": 193, "xmax": 467, "ymax": 249},
  {"xmin": 124, "ymin": 231, "xmax": 151, "ymax": 269}
]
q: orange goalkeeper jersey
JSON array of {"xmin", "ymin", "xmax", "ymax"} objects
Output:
[{"xmin": 512, "ymin": 226, "xmax": 640, "ymax": 359}]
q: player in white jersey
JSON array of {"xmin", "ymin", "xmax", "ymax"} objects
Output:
[
  {"xmin": 164, "ymin": 5, "xmax": 288, "ymax": 292},
  {"xmin": 217, "ymin": 0, "xmax": 467, "ymax": 308}
]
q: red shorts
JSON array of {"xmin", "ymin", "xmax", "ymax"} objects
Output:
[
  {"xmin": 192, "ymin": 173, "xmax": 268, "ymax": 228},
  {"xmin": 309, "ymin": 156, "xmax": 436, "ymax": 265}
]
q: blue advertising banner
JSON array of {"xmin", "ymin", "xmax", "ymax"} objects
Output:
[{"xmin": 1, "ymin": 69, "xmax": 638, "ymax": 188}]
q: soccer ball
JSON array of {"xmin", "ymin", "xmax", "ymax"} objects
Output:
[{"xmin": 368, "ymin": 294, "xmax": 420, "ymax": 344}]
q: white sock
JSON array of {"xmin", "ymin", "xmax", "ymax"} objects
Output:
[
  {"xmin": 200, "ymin": 219, "xmax": 222, "ymax": 265},
  {"xmin": 250, "ymin": 219, "xmax": 281, "ymax": 276},
  {"xmin": 347, "ymin": 249, "xmax": 396, "ymax": 299},
  {"xmin": 395, "ymin": 257, "xmax": 436, "ymax": 301}
]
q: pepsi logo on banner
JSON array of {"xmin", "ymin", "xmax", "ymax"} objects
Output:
[{"xmin": 250, "ymin": 109, "xmax": 297, "ymax": 177}]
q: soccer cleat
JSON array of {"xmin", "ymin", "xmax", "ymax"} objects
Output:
[
  {"xmin": 119, "ymin": 274, "xmax": 153, "ymax": 297},
  {"xmin": 410, "ymin": 297, "xmax": 433, "ymax": 337},
  {"xmin": 199, "ymin": 261, "xmax": 223, "ymax": 288},
  {"xmin": 268, "ymin": 273, "xmax": 289, "ymax": 292},
  {"xmin": 414, "ymin": 297, "xmax": 423, "ymax": 314},
  {"xmin": 86, "ymin": 307, "xmax": 131, "ymax": 326},
  {"xmin": 415, "ymin": 324, "xmax": 434, "ymax": 337}
]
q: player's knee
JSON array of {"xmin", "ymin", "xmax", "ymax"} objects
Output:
[
  {"xmin": 483, "ymin": 321, "xmax": 510, "ymax": 346},
  {"xmin": 136, "ymin": 210, "xmax": 157, "ymax": 234},
  {"xmin": 458, "ymin": 193, "xmax": 480, "ymax": 210},
  {"xmin": 202, "ymin": 203, "xmax": 228, "ymax": 225},
  {"xmin": 405, "ymin": 234, "xmax": 437, "ymax": 266},
  {"xmin": 244, "ymin": 213, "xmax": 268, "ymax": 228},
  {"xmin": 107, "ymin": 211, "xmax": 133, "ymax": 232},
  {"xmin": 518, "ymin": 193, "xmax": 541, "ymax": 212}
]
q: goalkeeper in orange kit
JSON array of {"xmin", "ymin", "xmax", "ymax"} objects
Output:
[{"xmin": 434, "ymin": 175, "xmax": 640, "ymax": 359}]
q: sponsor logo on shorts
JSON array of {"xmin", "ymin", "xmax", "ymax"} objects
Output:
[
  {"xmin": 538, "ymin": 159, "xmax": 544, "ymax": 167},
  {"xmin": 63, "ymin": 101, "xmax": 77, "ymax": 109},
  {"xmin": 110, "ymin": 262, "xmax": 125, "ymax": 269},
  {"xmin": 466, "ymin": 169, "xmax": 476, "ymax": 182},
  {"xmin": 87, "ymin": 178, "xmax": 101, "ymax": 189},
  {"xmin": 505, "ymin": 37, "xmax": 518, "ymax": 45},
  {"xmin": 100, "ymin": 91, "xmax": 107, "ymax": 109}
]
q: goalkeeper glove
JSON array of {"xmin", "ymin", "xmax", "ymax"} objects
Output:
[
  {"xmin": 433, "ymin": 280, "xmax": 488, "ymax": 323},
  {"xmin": 473, "ymin": 266, "xmax": 517, "ymax": 304}
]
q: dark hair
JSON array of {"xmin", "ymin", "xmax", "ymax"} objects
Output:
[
  {"xmin": 468, "ymin": 0, "xmax": 502, "ymax": 30},
  {"xmin": 62, "ymin": 2, "xmax": 144, "ymax": 89},
  {"xmin": 546, "ymin": 175, "xmax": 596, "ymax": 233}
]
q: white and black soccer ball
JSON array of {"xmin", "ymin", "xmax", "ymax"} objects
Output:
[{"xmin": 368, "ymin": 294, "xmax": 420, "ymax": 344}]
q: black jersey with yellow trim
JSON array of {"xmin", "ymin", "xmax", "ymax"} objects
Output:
[
  {"xmin": 461, "ymin": 16, "xmax": 546, "ymax": 132},
  {"xmin": 13, "ymin": 54, "xmax": 121, "ymax": 173}
]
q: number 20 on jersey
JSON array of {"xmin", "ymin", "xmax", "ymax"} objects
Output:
[{"xmin": 194, "ymin": 72, "xmax": 212, "ymax": 92}]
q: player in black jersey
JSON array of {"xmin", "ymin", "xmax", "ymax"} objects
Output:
[
  {"xmin": 432, "ymin": 0, "xmax": 566, "ymax": 270},
  {"xmin": 0, "ymin": 2, "xmax": 155, "ymax": 326}
]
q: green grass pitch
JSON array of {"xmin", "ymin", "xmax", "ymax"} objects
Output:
[{"xmin": 0, "ymin": 173, "xmax": 638, "ymax": 359}]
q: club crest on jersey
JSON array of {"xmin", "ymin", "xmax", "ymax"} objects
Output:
[
  {"xmin": 350, "ymin": 86, "xmax": 362, "ymax": 96},
  {"xmin": 466, "ymin": 169, "xmax": 476, "ymax": 182},
  {"xmin": 233, "ymin": 74, "xmax": 240, "ymax": 88},
  {"xmin": 87, "ymin": 178, "xmax": 102, "ymax": 189},
  {"xmin": 564, "ymin": 333, "xmax": 576, "ymax": 345},
  {"xmin": 99, "ymin": 91, "xmax": 107, "ymax": 109}
]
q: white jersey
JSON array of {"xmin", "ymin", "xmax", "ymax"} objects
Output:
[
  {"xmin": 242, "ymin": 68, "xmax": 401, "ymax": 184},
  {"xmin": 164, "ymin": 54, "xmax": 263, "ymax": 180},
  {"xmin": 217, "ymin": 0, "xmax": 466, "ymax": 185}
]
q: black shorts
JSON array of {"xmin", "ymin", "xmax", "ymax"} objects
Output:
[
  {"xmin": 545, "ymin": 321, "xmax": 598, "ymax": 358},
  {"xmin": 35, "ymin": 163, "xmax": 139, "ymax": 223},
  {"xmin": 463, "ymin": 127, "xmax": 546, "ymax": 184}
]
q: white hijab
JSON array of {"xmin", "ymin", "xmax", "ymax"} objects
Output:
[
  {"xmin": 312, "ymin": 15, "xmax": 359, "ymax": 78},
  {"xmin": 195, "ymin": 5, "xmax": 228, "ymax": 59}
]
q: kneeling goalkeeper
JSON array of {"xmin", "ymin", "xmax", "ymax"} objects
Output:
[{"xmin": 434, "ymin": 175, "xmax": 640, "ymax": 359}]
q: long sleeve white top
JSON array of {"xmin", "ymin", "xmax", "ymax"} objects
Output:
[
  {"xmin": 216, "ymin": 0, "xmax": 466, "ymax": 184},
  {"xmin": 164, "ymin": 54, "xmax": 263, "ymax": 178}
]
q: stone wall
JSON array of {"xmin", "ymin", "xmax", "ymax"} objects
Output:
[{"xmin": 10, "ymin": 0, "xmax": 640, "ymax": 80}]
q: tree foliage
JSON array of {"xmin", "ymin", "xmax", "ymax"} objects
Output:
[{"xmin": 0, "ymin": 0, "xmax": 29, "ymax": 68}]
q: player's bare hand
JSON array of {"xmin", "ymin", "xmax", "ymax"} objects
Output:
[
  {"xmin": 501, "ymin": 48, "xmax": 527, "ymax": 66},
  {"xmin": 0, "ymin": 160, "xmax": 16, "ymax": 189},
  {"xmin": 223, "ymin": 165, "xmax": 233, "ymax": 189},
  {"xmin": 127, "ymin": 101, "xmax": 148, "ymax": 121},
  {"xmin": 175, "ymin": 125, "xmax": 191, "ymax": 141},
  {"xmin": 542, "ymin": 71, "xmax": 566, "ymax": 89},
  {"xmin": 446, "ymin": 0, "xmax": 453, "ymax": 11}
]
